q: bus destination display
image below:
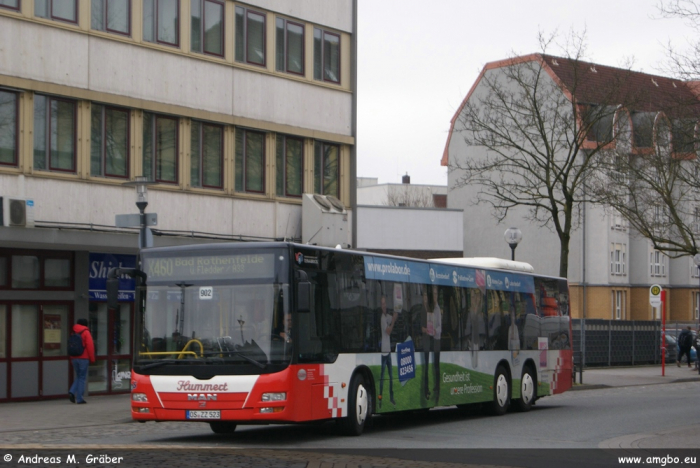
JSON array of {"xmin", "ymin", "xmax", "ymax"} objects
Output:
[{"xmin": 144, "ymin": 253, "xmax": 275, "ymax": 281}]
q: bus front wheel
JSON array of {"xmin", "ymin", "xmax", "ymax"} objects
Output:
[
  {"xmin": 515, "ymin": 366, "xmax": 536, "ymax": 412},
  {"xmin": 210, "ymin": 421, "xmax": 237, "ymax": 434},
  {"xmin": 491, "ymin": 365, "xmax": 510, "ymax": 416},
  {"xmin": 340, "ymin": 373, "xmax": 370, "ymax": 436}
]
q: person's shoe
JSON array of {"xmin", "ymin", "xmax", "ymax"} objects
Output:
[
  {"xmin": 677, "ymin": 361, "xmax": 681, "ymax": 367},
  {"xmin": 69, "ymin": 393, "xmax": 75, "ymax": 403},
  {"xmin": 77, "ymin": 400, "xmax": 87, "ymax": 404}
]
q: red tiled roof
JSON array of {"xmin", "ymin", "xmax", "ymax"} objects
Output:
[{"xmin": 441, "ymin": 53, "xmax": 700, "ymax": 166}]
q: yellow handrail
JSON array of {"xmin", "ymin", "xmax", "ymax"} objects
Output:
[
  {"xmin": 178, "ymin": 339, "xmax": 204, "ymax": 359},
  {"xmin": 139, "ymin": 351, "xmax": 198, "ymax": 358}
]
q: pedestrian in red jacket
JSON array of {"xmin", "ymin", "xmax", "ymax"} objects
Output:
[{"xmin": 69, "ymin": 318, "xmax": 95, "ymax": 404}]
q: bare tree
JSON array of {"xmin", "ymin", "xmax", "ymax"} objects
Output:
[
  {"xmin": 449, "ymin": 32, "xmax": 638, "ymax": 277},
  {"xmin": 658, "ymin": 0, "xmax": 700, "ymax": 79},
  {"xmin": 384, "ymin": 185, "xmax": 434, "ymax": 208},
  {"xmin": 589, "ymin": 102, "xmax": 700, "ymax": 257}
]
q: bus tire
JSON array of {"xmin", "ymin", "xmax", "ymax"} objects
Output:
[
  {"xmin": 491, "ymin": 365, "xmax": 510, "ymax": 416},
  {"xmin": 209, "ymin": 422, "xmax": 237, "ymax": 434},
  {"xmin": 340, "ymin": 373, "xmax": 370, "ymax": 436},
  {"xmin": 515, "ymin": 366, "xmax": 536, "ymax": 412}
]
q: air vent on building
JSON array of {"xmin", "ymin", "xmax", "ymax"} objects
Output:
[
  {"xmin": 1, "ymin": 197, "xmax": 35, "ymax": 228},
  {"xmin": 313, "ymin": 193, "xmax": 332, "ymax": 211},
  {"xmin": 326, "ymin": 195, "xmax": 346, "ymax": 212}
]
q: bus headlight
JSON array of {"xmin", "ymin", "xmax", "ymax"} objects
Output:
[
  {"xmin": 132, "ymin": 393, "xmax": 148, "ymax": 402},
  {"xmin": 261, "ymin": 392, "xmax": 286, "ymax": 402}
]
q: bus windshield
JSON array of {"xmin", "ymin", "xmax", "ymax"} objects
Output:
[{"xmin": 136, "ymin": 248, "xmax": 291, "ymax": 373}]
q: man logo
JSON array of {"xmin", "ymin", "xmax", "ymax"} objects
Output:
[
  {"xmin": 295, "ymin": 252, "xmax": 304, "ymax": 265},
  {"xmin": 188, "ymin": 394, "xmax": 217, "ymax": 401},
  {"xmin": 505, "ymin": 277, "xmax": 510, "ymax": 289},
  {"xmin": 429, "ymin": 268, "xmax": 435, "ymax": 283},
  {"xmin": 487, "ymin": 275, "xmax": 492, "ymax": 287},
  {"xmin": 453, "ymin": 271, "xmax": 458, "ymax": 285}
]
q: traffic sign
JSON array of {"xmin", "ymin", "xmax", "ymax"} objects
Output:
[
  {"xmin": 649, "ymin": 284, "xmax": 662, "ymax": 307},
  {"xmin": 115, "ymin": 213, "xmax": 158, "ymax": 228}
]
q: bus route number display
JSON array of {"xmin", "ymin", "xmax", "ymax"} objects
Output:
[{"xmin": 144, "ymin": 253, "xmax": 274, "ymax": 281}]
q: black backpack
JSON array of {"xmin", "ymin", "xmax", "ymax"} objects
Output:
[
  {"xmin": 678, "ymin": 331, "xmax": 693, "ymax": 349},
  {"xmin": 68, "ymin": 330, "xmax": 85, "ymax": 356}
]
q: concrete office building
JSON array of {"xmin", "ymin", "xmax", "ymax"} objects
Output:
[{"xmin": 0, "ymin": 0, "xmax": 357, "ymax": 401}]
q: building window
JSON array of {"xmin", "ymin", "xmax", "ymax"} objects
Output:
[
  {"xmin": 650, "ymin": 250, "xmax": 666, "ymax": 277},
  {"xmin": 694, "ymin": 292, "xmax": 700, "ymax": 321},
  {"xmin": 91, "ymin": 104, "xmax": 129, "ymax": 179},
  {"xmin": 235, "ymin": 6, "xmax": 265, "ymax": 66},
  {"xmin": 314, "ymin": 141, "xmax": 339, "ymax": 197},
  {"xmin": 613, "ymin": 290, "xmax": 625, "ymax": 320},
  {"xmin": 143, "ymin": 112, "xmax": 178, "ymax": 184},
  {"xmin": 0, "ymin": 0, "xmax": 20, "ymax": 11},
  {"xmin": 276, "ymin": 135, "xmax": 303, "ymax": 197},
  {"xmin": 191, "ymin": 0, "xmax": 223, "ymax": 57},
  {"xmin": 190, "ymin": 121, "xmax": 223, "ymax": 189},
  {"xmin": 610, "ymin": 243, "xmax": 626, "ymax": 276},
  {"xmin": 2, "ymin": 250, "xmax": 73, "ymax": 290},
  {"xmin": 33, "ymin": 95, "xmax": 76, "ymax": 173},
  {"xmin": 611, "ymin": 209, "xmax": 627, "ymax": 230},
  {"xmin": 313, "ymin": 28, "xmax": 340, "ymax": 83},
  {"xmin": 691, "ymin": 258, "xmax": 700, "ymax": 278},
  {"xmin": 276, "ymin": 18, "xmax": 304, "ymax": 75},
  {"xmin": 235, "ymin": 128, "xmax": 265, "ymax": 193},
  {"xmin": 143, "ymin": 0, "xmax": 179, "ymax": 47},
  {"xmin": 35, "ymin": 0, "xmax": 78, "ymax": 22},
  {"xmin": 0, "ymin": 90, "xmax": 18, "ymax": 167},
  {"xmin": 91, "ymin": 0, "xmax": 130, "ymax": 35}
]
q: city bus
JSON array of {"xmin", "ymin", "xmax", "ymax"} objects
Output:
[{"xmin": 107, "ymin": 242, "xmax": 573, "ymax": 436}]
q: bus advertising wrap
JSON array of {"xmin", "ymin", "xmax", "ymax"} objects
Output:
[{"xmin": 363, "ymin": 257, "xmax": 534, "ymax": 293}]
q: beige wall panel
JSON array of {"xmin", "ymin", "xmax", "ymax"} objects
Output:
[
  {"xmin": 232, "ymin": 68, "xmax": 352, "ymax": 136},
  {"xmin": 669, "ymin": 288, "xmax": 690, "ymax": 321},
  {"xmin": 0, "ymin": 16, "xmax": 89, "ymax": 88},
  {"xmin": 630, "ymin": 287, "xmax": 651, "ymax": 320},
  {"xmin": 88, "ymin": 36, "xmax": 234, "ymax": 115},
  {"xmin": 22, "ymin": 178, "xmax": 136, "ymax": 226},
  {"xmin": 148, "ymin": 190, "xmax": 233, "ymax": 233},
  {"xmin": 246, "ymin": 0, "xmax": 353, "ymax": 33},
  {"xmin": 232, "ymin": 199, "xmax": 275, "ymax": 238},
  {"xmin": 585, "ymin": 287, "xmax": 612, "ymax": 320}
]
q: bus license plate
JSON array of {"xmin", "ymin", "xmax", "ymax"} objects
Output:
[{"xmin": 186, "ymin": 410, "xmax": 220, "ymax": 420}]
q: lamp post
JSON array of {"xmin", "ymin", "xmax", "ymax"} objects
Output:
[
  {"xmin": 504, "ymin": 227, "xmax": 523, "ymax": 261},
  {"xmin": 122, "ymin": 176, "xmax": 157, "ymax": 264},
  {"xmin": 694, "ymin": 254, "xmax": 700, "ymax": 328}
]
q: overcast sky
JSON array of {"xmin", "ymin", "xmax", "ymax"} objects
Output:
[{"xmin": 356, "ymin": 0, "xmax": 695, "ymax": 186}]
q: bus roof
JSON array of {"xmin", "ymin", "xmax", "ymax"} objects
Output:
[{"xmin": 429, "ymin": 257, "xmax": 535, "ymax": 273}]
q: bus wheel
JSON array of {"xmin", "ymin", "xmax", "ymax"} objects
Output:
[
  {"xmin": 491, "ymin": 365, "xmax": 510, "ymax": 416},
  {"xmin": 515, "ymin": 366, "xmax": 536, "ymax": 412},
  {"xmin": 340, "ymin": 374, "xmax": 370, "ymax": 436},
  {"xmin": 209, "ymin": 422, "xmax": 237, "ymax": 434}
]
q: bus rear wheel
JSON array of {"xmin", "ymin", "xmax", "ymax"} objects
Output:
[
  {"xmin": 515, "ymin": 366, "xmax": 536, "ymax": 412},
  {"xmin": 340, "ymin": 373, "xmax": 370, "ymax": 436},
  {"xmin": 209, "ymin": 422, "xmax": 237, "ymax": 434},
  {"xmin": 491, "ymin": 365, "xmax": 510, "ymax": 416}
]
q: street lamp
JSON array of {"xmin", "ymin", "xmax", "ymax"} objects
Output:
[
  {"xmin": 504, "ymin": 227, "xmax": 523, "ymax": 261},
  {"xmin": 694, "ymin": 254, "xmax": 700, "ymax": 328},
  {"xmin": 122, "ymin": 176, "xmax": 157, "ymax": 257}
]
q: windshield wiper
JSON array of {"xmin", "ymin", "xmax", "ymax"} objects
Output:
[
  {"xmin": 203, "ymin": 350, "xmax": 266, "ymax": 369},
  {"xmin": 136, "ymin": 359, "xmax": 189, "ymax": 371}
]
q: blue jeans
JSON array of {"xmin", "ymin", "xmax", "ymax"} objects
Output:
[{"xmin": 69, "ymin": 359, "xmax": 89, "ymax": 403}]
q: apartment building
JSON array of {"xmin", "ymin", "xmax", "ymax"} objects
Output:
[
  {"xmin": 443, "ymin": 54, "xmax": 700, "ymax": 323},
  {"xmin": 0, "ymin": 0, "xmax": 357, "ymax": 401}
]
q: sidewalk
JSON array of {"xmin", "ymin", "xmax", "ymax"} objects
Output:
[{"xmin": 573, "ymin": 362, "xmax": 700, "ymax": 389}]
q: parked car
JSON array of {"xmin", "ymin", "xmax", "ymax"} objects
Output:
[
  {"xmin": 661, "ymin": 332, "xmax": 678, "ymax": 363},
  {"xmin": 663, "ymin": 330, "xmax": 697, "ymax": 363}
]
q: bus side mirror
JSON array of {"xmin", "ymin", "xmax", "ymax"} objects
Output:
[
  {"xmin": 106, "ymin": 277, "xmax": 120, "ymax": 310},
  {"xmin": 297, "ymin": 282, "xmax": 311, "ymax": 312}
]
